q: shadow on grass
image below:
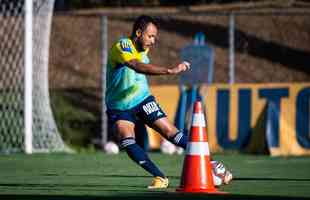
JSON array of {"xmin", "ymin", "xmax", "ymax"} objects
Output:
[
  {"xmin": 1, "ymin": 177, "xmax": 310, "ymax": 200},
  {"xmin": 1, "ymin": 193, "xmax": 310, "ymax": 200},
  {"xmin": 0, "ymin": 183, "xmax": 141, "ymax": 189}
]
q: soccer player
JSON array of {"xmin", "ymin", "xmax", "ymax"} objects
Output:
[{"xmin": 105, "ymin": 15, "xmax": 190, "ymax": 189}]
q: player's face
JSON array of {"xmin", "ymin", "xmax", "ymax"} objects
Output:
[{"xmin": 140, "ymin": 23, "xmax": 158, "ymax": 50}]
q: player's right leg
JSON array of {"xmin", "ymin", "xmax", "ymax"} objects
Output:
[
  {"xmin": 107, "ymin": 105, "xmax": 169, "ymax": 189},
  {"xmin": 114, "ymin": 120, "xmax": 168, "ymax": 188}
]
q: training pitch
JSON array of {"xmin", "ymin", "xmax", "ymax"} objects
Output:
[{"xmin": 0, "ymin": 153, "xmax": 310, "ymax": 200}]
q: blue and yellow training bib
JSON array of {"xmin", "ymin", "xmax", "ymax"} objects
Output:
[{"xmin": 105, "ymin": 37, "xmax": 151, "ymax": 110}]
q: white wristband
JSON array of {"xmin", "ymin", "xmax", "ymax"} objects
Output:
[{"xmin": 182, "ymin": 61, "xmax": 190, "ymax": 67}]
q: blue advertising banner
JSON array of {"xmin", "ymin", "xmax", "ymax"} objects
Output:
[{"xmin": 150, "ymin": 83, "xmax": 310, "ymax": 156}]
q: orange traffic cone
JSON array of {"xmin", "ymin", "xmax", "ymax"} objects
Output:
[{"xmin": 177, "ymin": 100, "xmax": 226, "ymax": 193}]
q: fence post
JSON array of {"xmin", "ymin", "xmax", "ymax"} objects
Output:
[
  {"xmin": 229, "ymin": 13, "xmax": 235, "ymax": 84},
  {"xmin": 101, "ymin": 16, "xmax": 108, "ymax": 146}
]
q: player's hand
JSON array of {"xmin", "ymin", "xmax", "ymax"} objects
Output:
[{"xmin": 168, "ymin": 61, "xmax": 191, "ymax": 74}]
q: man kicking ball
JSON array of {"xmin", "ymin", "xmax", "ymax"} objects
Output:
[{"xmin": 105, "ymin": 15, "xmax": 232, "ymax": 189}]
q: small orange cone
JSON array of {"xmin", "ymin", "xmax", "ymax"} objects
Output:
[{"xmin": 177, "ymin": 101, "xmax": 226, "ymax": 194}]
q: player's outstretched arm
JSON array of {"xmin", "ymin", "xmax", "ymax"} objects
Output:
[
  {"xmin": 126, "ymin": 59, "xmax": 190, "ymax": 75},
  {"xmin": 167, "ymin": 61, "xmax": 191, "ymax": 75}
]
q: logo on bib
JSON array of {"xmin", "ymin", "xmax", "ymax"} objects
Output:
[
  {"xmin": 120, "ymin": 39, "xmax": 132, "ymax": 53},
  {"xmin": 143, "ymin": 101, "xmax": 159, "ymax": 115}
]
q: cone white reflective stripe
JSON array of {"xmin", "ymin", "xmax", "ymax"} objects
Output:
[
  {"xmin": 192, "ymin": 113, "xmax": 206, "ymax": 127},
  {"xmin": 186, "ymin": 142, "xmax": 210, "ymax": 156}
]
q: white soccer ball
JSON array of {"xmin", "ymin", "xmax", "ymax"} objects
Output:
[
  {"xmin": 160, "ymin": 140, "xmax": 176, "ymax": 155},
  {"xmin": 211, "ymin": 160, "xmax": 233, "ymax": 186},
  {"xmin": 104, "ymin": 141, "xmax": 119, "ymax": 154}
]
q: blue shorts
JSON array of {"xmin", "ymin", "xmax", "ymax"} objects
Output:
[{"xmin": 106, "ymin": 95, "xmax": 167, "ymax": 127}]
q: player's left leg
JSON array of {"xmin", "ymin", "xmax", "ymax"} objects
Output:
[
  {"xmin": 151, "ymin": 117, "xmax": 187, "ymax": 149},
  {"xmin": 136, "ymin": 95, "xmax": 187, "ymax": 149}
]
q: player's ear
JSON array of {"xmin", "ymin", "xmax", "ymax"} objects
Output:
[{"xmin": 136, "ymin": 29, "xmax": 142, "ymax": 37}]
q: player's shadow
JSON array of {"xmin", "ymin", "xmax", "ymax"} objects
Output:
[
  {"xmin": 0, "ymin": 182, "xmax": 141, "ymax": 189},
  {"xmin": 1, "ymin": 193, "xmax": 310, "ymax": 200}
]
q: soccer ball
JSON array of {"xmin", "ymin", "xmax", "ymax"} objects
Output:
[
  {"xmin": 104, "ymin": 141, "xmax": 119, "ymax": 154},
  {"xmin": 211, "ymin": 160, "xmax": 233, "ymax": 186}
]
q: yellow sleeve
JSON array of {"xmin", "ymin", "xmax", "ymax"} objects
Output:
[{"xmin": 111, "ymin": 39, "xmax": 136, "ymax": 64}]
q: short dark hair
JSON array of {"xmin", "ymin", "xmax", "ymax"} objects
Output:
[{"xmin": 131, "ymin": 15, "xmax": 159, "ymax": 38}]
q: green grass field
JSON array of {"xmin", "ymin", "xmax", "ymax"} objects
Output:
[{"xmin": 1, "ymin": 153, "xmax": 310, "ymax": 200}]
